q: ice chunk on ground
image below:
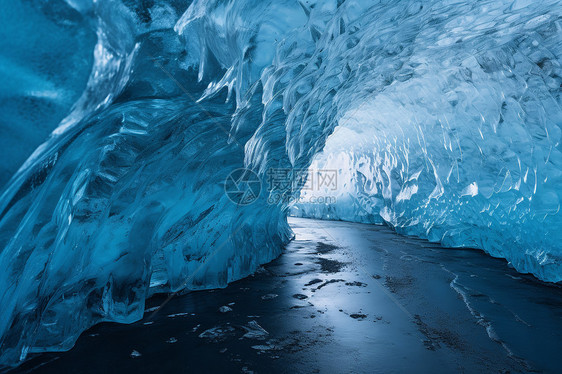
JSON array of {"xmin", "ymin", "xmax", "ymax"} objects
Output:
[{"xmin": 242, "ymin": 321, "xmax": 269, "ymax": 340}]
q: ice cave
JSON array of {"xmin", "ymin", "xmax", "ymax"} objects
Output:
[{"xmin": 1, "ymin": 0, "xmax": 562, "ymax": 372}]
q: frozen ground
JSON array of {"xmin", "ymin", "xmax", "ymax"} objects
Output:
[{"xmin": 11, "ymin": 217, "xmax": 562, "ymax": 374}]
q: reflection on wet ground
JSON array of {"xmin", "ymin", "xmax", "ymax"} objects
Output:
[{"xmin": 13, "ymin": 218, "xmax": 562, "ymax": 373}]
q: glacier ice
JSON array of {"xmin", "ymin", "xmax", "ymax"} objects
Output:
[
  {"xmin": 291, "ymin": 0, "xmax": 562, "ymax": 283},
  {"xmin": 1, "ymin": 0, "xmax": 562, "ymax": 368},
  {"xmin": 0, "ymin": 0, "xmax": 96, "ymax": 187}
]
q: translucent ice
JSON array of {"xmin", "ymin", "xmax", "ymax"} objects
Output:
[
  {"xmin": 291, "ymin": 0, "xmax": 562, "ymax": 283},
  {"xmin": 1, "ymin": 0, "xmax": 562, "ymax": 368},
  {"xmin": 0, "ymin": 0, "xmax": 96, "ymax": 187}
]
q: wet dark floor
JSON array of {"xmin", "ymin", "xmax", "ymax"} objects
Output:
[{"xmin": 11, "ymin": 218, "xmax": 562, "ymax": 373}]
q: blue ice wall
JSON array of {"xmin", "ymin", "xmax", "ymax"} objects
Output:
[
  {"xmin": 289, "ymin": 0, "xmax": 562, "ymax": 282},
  {"xmin": 0, "ymin": 0, "xmax": 561, "ymax": 368},
  {"xmin": 0, "ymin": 0, "xmax": 96, "ymax": 187}
]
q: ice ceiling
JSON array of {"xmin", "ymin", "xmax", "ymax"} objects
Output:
[{"xmin": 1, "ymin": 0, "xmax": 561, "ymax": 367}]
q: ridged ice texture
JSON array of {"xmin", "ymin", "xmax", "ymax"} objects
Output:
[
  {"xmin": 291, "ymin": 0, "xmax": 562, "ymax": 283},
  {"xmin": 0, "ymin": 0, "xmax": 295, "ymax": 366},
  {"xmin": 1, "ymin": 0, "xmax": 562, "ymax": 368}
]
